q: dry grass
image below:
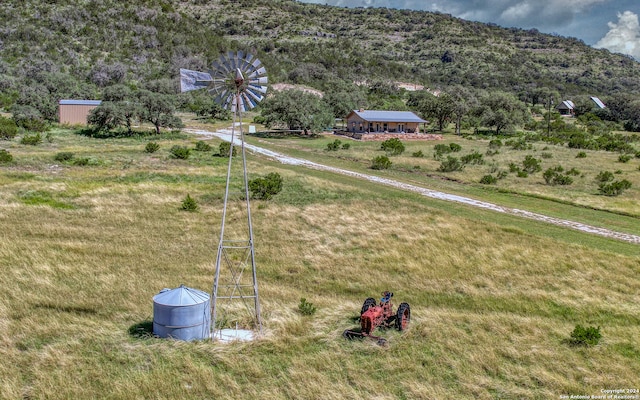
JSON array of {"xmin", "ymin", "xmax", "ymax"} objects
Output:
[{"xmin": 0, "ymin": 128, "xmax": 638, "ymax": 399}]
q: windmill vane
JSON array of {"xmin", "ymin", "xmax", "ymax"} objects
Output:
[{"xmin": 180, "ymin": 51, "xmax": 268, "ymax": 113}]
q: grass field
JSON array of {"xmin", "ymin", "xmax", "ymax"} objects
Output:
[{"xmin": 0, "ymin": 126, "xmax": 638, "ymax": 399}]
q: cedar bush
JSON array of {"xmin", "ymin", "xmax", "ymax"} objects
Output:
[{"xmin": 248, "ymin": 172, "xmax": 283, "ymax": 200}]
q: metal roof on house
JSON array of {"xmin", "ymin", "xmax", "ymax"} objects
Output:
[
  {"xmin": 558, "ymin": 100, "xmax": 575, "ymax": 109},
  {"xmin": 591, "ymin": 97, "xmax": 606, "ymax": 109},
  {"xmin": 59, "ymin": 99, "xmax": 102, "ymax": 106},
  {"xmin": 349, "ymin": 110, "xmax": 426, "ymax": 123}
]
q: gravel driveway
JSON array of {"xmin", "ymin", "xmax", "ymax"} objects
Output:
[{"xmin": 188, "ymin": 128, "xmax": 640, "ymax": 245}]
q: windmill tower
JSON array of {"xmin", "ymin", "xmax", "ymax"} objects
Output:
[{"xmin": 180, "ymin": 51, "xmax": 268, "ymax": 339}]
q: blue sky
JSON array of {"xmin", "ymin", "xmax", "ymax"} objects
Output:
[{"xmin": 297, "ymin": 0, "xmax": 640, "ymax": 59}]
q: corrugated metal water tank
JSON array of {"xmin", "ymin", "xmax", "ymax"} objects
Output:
[{"xmin": 153, "ymin": 285, "xmax": 211, "ymax": 341}]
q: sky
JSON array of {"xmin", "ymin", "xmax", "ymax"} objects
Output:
[{"xmin": 297, "ymin": 0, "xmax": 640, "ymax": 59}]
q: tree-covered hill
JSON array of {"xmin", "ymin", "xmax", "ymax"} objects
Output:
[{"xmin": 1, "ymin": 0, "xmax": 640, "ymax": 122}]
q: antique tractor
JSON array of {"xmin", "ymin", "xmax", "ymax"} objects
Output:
[{"xmin": 343, "ymin": 291, "xmax": 410, "ymax": 345}]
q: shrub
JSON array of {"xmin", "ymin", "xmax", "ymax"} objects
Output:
[
  {"xmin": 341, "ymin": 143, "xmax": 350, "ymax": 150},
  {"xmin": 218, "ymin": 141, "xmax": 237, "ymax": 157},
  {"xmin": 326, "ymin": 139, "xmax": 341, "ymax": 151},
  {"xmin": 371, "ymin": 155, "xmax": 392, "ymax": 170},
  {"xmin": 569, "ymin": 325, "xmax": 601, "ymax": 346},
  {"xmin": 194, "ymin": 140, "xmax": 212, "ymax": 152},
  {"xmin": 0, "ymin": 116, "xmax": 18, "ymax": 139},
  {"xmin": 145, "ymin": 142, "xmax": 160, "ymax": 153},
  {"xmin": 380, "ymin": 138, "xmax": 405, "ymax": 155},
  {"xmin": 20, "ymin": 133, "xmax": 42, "ymax": 146},
  {"xmin": 0, "ymin": 149, "xmax": 13, "ymax": 163},
  {"xmin": 461, "ymin": 151, "xmax": 484, "ymax": 165},
  {"xmin": 488, "ymin": 139, "xmax": 503, "ymax": 149},
  {"xmin": 576, "ymin": 151, "xmax": 587, "ymax": 158},
  {"xmin": 522, "ymin": 155, "xmax": 542, "ymax": 173},
  {"xmin": 249, "ymin": 172, "xmax": 283, "ymax": 200},
  {"xmin": 541, "ymin": 152, "xmax": 553, "ymax": 159},
  {"xmin": 543, "ymin": 166, "xmax": 573, "ymax": 185},
  {"xmin": 298, "ymin": 298, "xmax": 317, "ymax": 316},
  {"xmin": 412, "ymin": 150, "xmax": 424, "ymax": 158},
  {"xmin": 479, "ymin": 174, "xmax": 497, "ymax": 184},
  {"xmin": 438, "ymin": 156, "xmax": 464, "ymax": 172},
  {"xmin": 618, "ymin": 154, "xmax": 632, "ymax": 163},
  {"xmin": 170, "ymin": 145, "xmax": 190, "ymax": 159},
  {"xmin": 595, "ymin": 171, "xmax": 614, "ymax": 183},
  {"xmin": 73, "ymin": 157, "xmax": 90, "ymax": 166},
  {"xmin": 54, "ymin": 152, "xmax": 74, "ymax": 162},
  {"xmin": 449, "ymin": 142, "xmax": 462, "ymax": 152},
  {"xmin": 181, "ymin": 194, "xmax": 199, "ymax": 211},
  {"xmin": 598, "ymin": 179, "xmax": 632, "ymax": 196}
]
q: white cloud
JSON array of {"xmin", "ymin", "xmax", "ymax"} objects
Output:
[{"xmin": 594, "ymin": 11, "xmax": 640, "ymax": 59}]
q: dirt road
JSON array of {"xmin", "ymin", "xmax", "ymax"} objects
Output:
[{"xmin": 188, "ymin": 128, "xmax": 640, "ymax": 245}]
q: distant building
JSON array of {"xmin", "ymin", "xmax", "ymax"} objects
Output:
[
  {"xmin": 591, "ymin": 96, "xmax": 606, "ymax": 109},
  {"xmin": 59, "ymin": 99, "xmax": 102, "ymax": 125},
  {"xmin": 345, "ymin": 109, "xmax": 427, "ymax": 133},
  {"xmin": 557, "ymin": 100, "xmax": 575, "ymax": 116}
]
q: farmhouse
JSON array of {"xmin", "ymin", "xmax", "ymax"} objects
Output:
[
  {"xmin": 59, "ymin": 99, "xmax": 102, "ymax": 125},
  {"xmin": 345, "ymin": 109, "xmax": 426, "ymax": 134}
]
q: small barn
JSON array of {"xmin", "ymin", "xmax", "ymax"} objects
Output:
[
  {"xmin": 557, "ymin": 100, "xmax": 575, "ymax": 116},
  {"xmin": 59, "ymin": 99, "xmax": 102, "ymax": 125},
  {"xmin": 345, "ymin": 109, "xmax": 426, "ymax": 134}
]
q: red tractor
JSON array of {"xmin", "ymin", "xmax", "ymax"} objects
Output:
[{"xmin": 343, "ymin": 291, "xmax": 410, "ymax": 345}]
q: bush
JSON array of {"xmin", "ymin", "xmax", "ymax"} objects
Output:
[
  {"xmin": 618, "ymin": 154, "xmax": 632, "ymax": 163},
  {"xmin": 54, "ymin": 152, "xmax": 74, "ymax": 162},
  {"xmin": 380, "ymin": 138, "xmax": 405, "ymax": 155},
  {"xmin": 595, "ymin": 170, "xmax": 614, "ymax": 183},
  {"xmin": 412, "ymin": 150, "xmax": 424, "ymax": 158},
  {"xmin": 576, "ymin": 151, "xmax": 587, "ymax": 158},
  {"xmin": 249, "ymin": 172, "xmax": 283, "ymax": 200},
  {"xmin": 194, "ymin": 140, "xmax": 212, "ymax": 152},
  {"xmin": 20, "ymin": 133, "xmax": 42, "ymax": 146},
  {"xmin": 170, "ymin": 145, "xmax": 190, "ymax": 159},
  {"xmin": 449, "ymin": 142, "xmax": 462, "ymax": 152},
  {"xmin": 341, "ymin": 143, "xmax": 350, "ymax": 150},
  {"xmin": 522, "ymin": 155, "xmax": 542, "ymax": 173},
  {"xmin": 0, "ymin": 149, "xmax": 13, "ymax": 163},
  {"xmin": 541, "ymin": 152, "xmax": 553, "ymax": 159},
  {"xmin": 298, "ymin": 298, "xmax": 317, "ymax": 316},
  {"xmin": 73, "ymin": 157, "xmax": 90, "ymax": 166},
  {"xmin": 488, "ymin": 139, "xmax": 503, "ymax": 149},
  {"xmin": 145, "ymin": 142, "xmax": 160, "ymax": 153},
  {"xmin": 543, "ymin": 166, "xmax": 574, "ymax": 185},
  {"xmin": 218, "ymin": 141, "xmax": 237, "ymax": 157},
  {"xmin": 569, "ymin": 325, "xmax": 601, "ymax": 346},
  {"xmin": 461, "ymin": 151, "xmax": 484, "ymax": 165},
  {"xmin": 479, "ymin": 174, "xmax": 497, "ymax": 184},
  {"xmin": 598, "ymin": 179, "xmax": 632, "ymax": 196},
  {"xmin": 438, "ymin": 156, "xmax": 464, "ymax": 172},
  {"xmin": 181, "ymin": 194, "xmax": 199, "ymax": 212},
  {"xmin": 371, "ymin": 155, "xmax": 392, "ymax": 170},
  {"xmin": 0, "ymin": 116, "xmax": 18, "ymax": 140},
  {"xmin": 326, "ymin": 139, "xmax": 341, "ymax": 151}
]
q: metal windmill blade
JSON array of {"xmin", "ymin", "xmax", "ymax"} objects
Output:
[{"xmin": 181, "ymin": 51, "xmax": 268, "ymax": 112}]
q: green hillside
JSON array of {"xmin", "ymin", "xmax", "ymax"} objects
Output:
[{"xmin": 1, "ymin": 0, "xmax": 640, "ymax": 121}]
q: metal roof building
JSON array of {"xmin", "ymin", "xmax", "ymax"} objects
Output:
[
  {"xmin": 59, "ymin": 99, "xmax": 102, "ymax": 125},
  {"xmin": 345, "ymin": 109, "xmax": 427, "ymax": 133}
]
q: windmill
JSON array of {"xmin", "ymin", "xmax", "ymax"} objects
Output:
[{"xmin": 180, "ymin": 51, "xmax": 268, "ymax": 339}]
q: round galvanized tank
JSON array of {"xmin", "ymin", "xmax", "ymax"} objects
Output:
[{"xmin": 153, "ymin": 285, "xmax": 211, "ymax": 341}]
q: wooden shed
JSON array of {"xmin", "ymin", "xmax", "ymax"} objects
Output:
[
  {"xmin": 345, "ymin": 109, "xmax": 426, "ymax": 134},
  {"xmin": 59, "ymin": 99, "xmax": 102, "ymax": 125}
]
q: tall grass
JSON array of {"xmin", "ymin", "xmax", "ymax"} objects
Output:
[{"xmin": 0, "ymin": 128, "xmax": 638, "ymax": 398}]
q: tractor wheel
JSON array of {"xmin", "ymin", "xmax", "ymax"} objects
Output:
[
  {"xmin": 361, "ymin": 298, "xmax": 376, "ymax": 315},
  {"xmin": 395, "ymin": 302, "xmax": 410, "ymax": 331}
]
